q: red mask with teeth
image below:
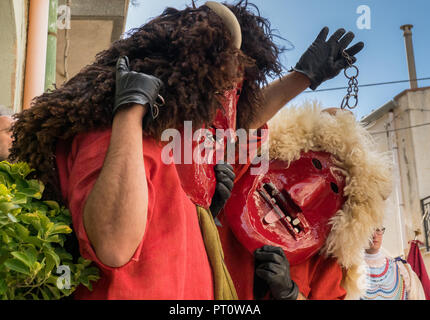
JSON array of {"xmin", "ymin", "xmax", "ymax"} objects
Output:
[
  {"xmin": 175, "ymin": 83, "xmax": 242, "ymax": 208},
  {"xmin": 223, "ymin": 150, "xmax": 346, "ymax": 265}
]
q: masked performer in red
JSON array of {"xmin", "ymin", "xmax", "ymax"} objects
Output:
[
  {"xmin": 10, "ymin": 1, "xmax": 363, "ymax": 299},
  {"xmin": 218, "ymin": 103, "xmax": 392, "ymax": 300}
]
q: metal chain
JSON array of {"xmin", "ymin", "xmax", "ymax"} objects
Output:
[
  {"xmin": 340, "ymin": 51, "xmax": 359, "ymax": 110},
  {"xmin": 152, "ymin": 94, "xmax": 165, "ymax": 119}
]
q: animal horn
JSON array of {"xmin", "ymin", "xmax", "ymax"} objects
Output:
[{"xmin": 204, "ymin": 1, "xmax": 242, "ymax": 49}]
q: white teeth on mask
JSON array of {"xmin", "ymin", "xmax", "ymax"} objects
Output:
[{"xmin": 259, "ymin": 183, "xmax": 305, "ymax": 235}]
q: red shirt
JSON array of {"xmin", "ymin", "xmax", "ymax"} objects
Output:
[
  {"xmin": 216, "ymin": 212, "xmax": 346, "ymax": 300},
  {"xmin": 56, "ymin": 129, "xmax": 214, "ymax": 299}
]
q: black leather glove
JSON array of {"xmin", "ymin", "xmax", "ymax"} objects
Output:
[
  {"xmin": 293, "ymin": 27, "xmax": 364, "ymax": 90},
  {"xmin": 209, "ymin": 163, "xmax": 235, "ymax": 218},
  {"xmin": 254, "ymin": 245, "xmax": 299, "ymax": 300},
  {"xmin": 114, "ymin": 56, "xmax": 164, "ymax": 127}
]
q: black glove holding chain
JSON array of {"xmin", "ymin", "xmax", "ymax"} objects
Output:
[
  {"xmin": 293, "ymin": 27, "xmax": 364, "ymax": 90},
  {"xmin": 209, "ymin": 163, "xmax": 235, "ymax": 218},
  {"xmin": 114, "ymin": 56, "xmax": 164, "ymax": 127},
  {"xmin": 254, "ymin": 245, "xmax": 299, "ymax": 300}
]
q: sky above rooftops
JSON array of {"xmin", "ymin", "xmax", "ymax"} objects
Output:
[{"xmin": 125, "ymin": 0, "xmax": 430, "ymax": 120}]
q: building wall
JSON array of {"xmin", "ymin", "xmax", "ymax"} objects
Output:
[
  {"xmin": 0, "ymin": 0, "xmax": 128, "ymax": 111},
  {"xmin": 394, "ymin": 94, "xmax": 422, "ymax": 246},
  {"xmin": 0, "ymin": 0, "xmax": 28, "ymax": 113},
  {"xmin": 364, "ymin": 87, "xmax": 430, "ymax": 272},
  {"xmin": 397, "ymin": 89, "xmax": 430, "ymax": 271},
  {"xmin": 366, "ymin": 113, "xmax": 407, "ymax": 258},
  {"xmin": 56, "ymin": 0, "xmax": 128, "ymax": 86},
  {"xmin": 402, "ymin": 90, "xmax": 430, "ymax": 200},
  {"xmin": 56, "ymin": 19, "xmax": 114, "ymax": 86}
]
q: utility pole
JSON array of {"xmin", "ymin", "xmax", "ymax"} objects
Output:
[{"xmin": 400, "ymin": 24, "xmax": 418, "ymax": 89}]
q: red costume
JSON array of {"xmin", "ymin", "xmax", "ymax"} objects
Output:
[
  {"xmin": 217, "ymin": 211, "xmax": 346, "ymax": 299},
  {"xmin": 53, "ymin": 1, "xmax": 245, "ymax": 300},
  {"xmin": 56, "ymin": 130, "xmax": 214, "ymax": 299}
]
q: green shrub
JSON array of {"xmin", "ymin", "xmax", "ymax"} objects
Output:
[{"xmin": 0, "ymin": 161, "xmax": 99, "ymax": 299}]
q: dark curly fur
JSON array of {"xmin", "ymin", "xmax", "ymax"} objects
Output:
[{"xmin": 10, "ymin": 1, "xmax": 285, "ymax": 201}]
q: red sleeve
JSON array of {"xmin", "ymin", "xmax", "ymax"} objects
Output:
[
  {"xmin": 56, "ymin": 130, "xmax": 145, "ymax": 271},
  {"xmin": 307, "ymin": 255, "xmax": 347, "ymax": 300},
  {"xmin": 233, "ymin": 123, "xmax": 269, "ymax": 182}
]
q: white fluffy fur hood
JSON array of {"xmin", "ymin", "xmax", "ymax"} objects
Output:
[{"xmin": 267, "ymin": 102, "xmax": 392, "ymax": 299}]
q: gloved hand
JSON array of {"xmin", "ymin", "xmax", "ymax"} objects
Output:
[
  {"xmin": 293, "ymin": 27, "xmax": 364, "ymax": 90},
  {"xmin": 254, "ymin": 245, "xmax": 299, "ymax": 300},
  {"xmin": 209, "ymin": 163, "xmax": 235, "ymax": 218},
  {"xmin": 114, "ymin": 56, "xmax": 164, "ymax": 127}
]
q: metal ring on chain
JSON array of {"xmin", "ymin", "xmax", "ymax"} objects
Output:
[
  {"xmin": 341, "ymin": 94, "xmax": 358, "ymax": 110},
  {"xmin": 152, "ymin": 94, "xmax": 165, "ymax": 119},
  {"xmin": 151, "ymin": 105, "xmax": 159, "ymax": 119},
  {"xmin": 340, "ymin": 51, "xmax": 359, "ymax": 110},
  {"xmin": 344, "ymin": 65, "xmax": 359, "ymax": 79},
  {"xmin": 156, "ymin": 94, "xmax": 165, "ymax": 107}
]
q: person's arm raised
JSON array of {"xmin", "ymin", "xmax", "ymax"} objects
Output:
[
  {"xmin": 83, "ymin": 56, "xmax": 164, "ymax": 267},
  {"xmin": 249, "ymin": 27, "xmax": 364, "ymax": 129},
  {"xmin": 249, "ymin": 71, "xmax": 310, "ymax": 129}
]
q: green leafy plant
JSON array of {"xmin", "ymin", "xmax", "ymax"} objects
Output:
[{"xmin": 0, "ymin": 161, "xmax": 99, "ymax": 300}]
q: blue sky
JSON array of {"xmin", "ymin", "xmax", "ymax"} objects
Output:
[{"xmin": 125, "ymin": 0, "xmax": 430, "ymax": 119}]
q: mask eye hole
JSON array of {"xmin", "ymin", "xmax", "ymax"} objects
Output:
[
  {"xmin": 312, "ymin": 158, "xmax": 322, "ymax": 170},
  {"xmin": 330, "ymin": 182, "xmax": 339, "ymax": 194}
]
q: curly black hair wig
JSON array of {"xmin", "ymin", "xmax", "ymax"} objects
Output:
[{"xmin": 10, "ymin": 1, "xmax": 285, "ymax": 200}]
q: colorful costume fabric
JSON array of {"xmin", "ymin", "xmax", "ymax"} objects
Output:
[
  {"xmin": 362, "ymin": 251, "xmax": 426, "ymax": 300},
  {"xmin": 362, "ymin": 253, "xmax": 406, "ymax": 300}
]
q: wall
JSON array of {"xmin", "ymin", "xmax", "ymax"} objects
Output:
[
  {"xmin": 55, "ymin": 0, "xmax": 128, "ymax": 86},
  {"xmin": 56, "ymin": 19, "xmax": 114, "ymax": 85},
  {"xmin": 364, "ymin": 87, "xmax": 430, "ymax": 272},
  {"xmin": 396, "ymin": 89, "xmax": 430, "ymax": 270},
  {"xmin": 365, "ymin": 112, "xmax": 407, "ymax": 258},
  {"xmin": 0, "ymin": 0, "xmax": 28, "ymax": 113}
]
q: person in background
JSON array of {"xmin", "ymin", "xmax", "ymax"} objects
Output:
[
  {"xmin": 362, "ymin": 227, "xmax": 426, "ymax": 300},
  {"xmin": 0, "ymin": 105, "xmax": 14, "ymax": 161}
]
